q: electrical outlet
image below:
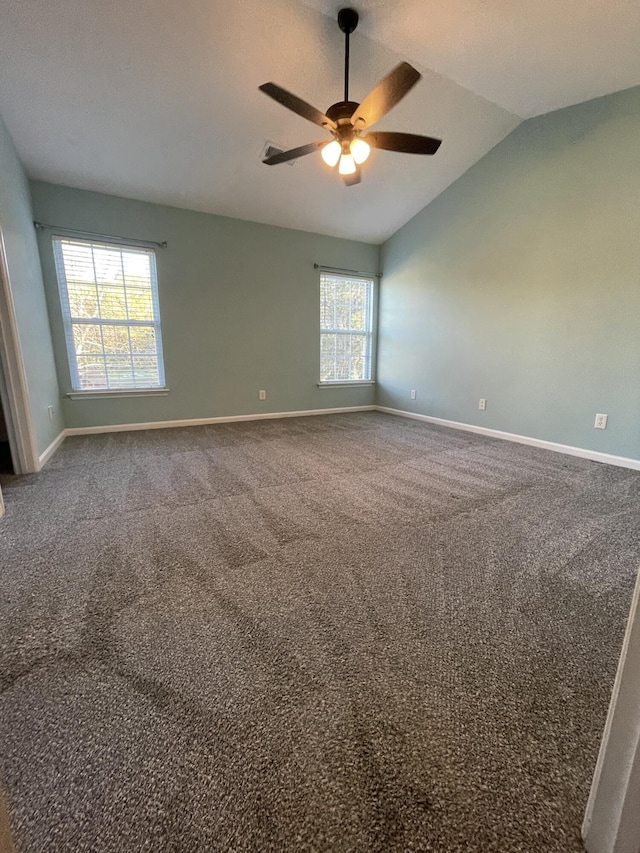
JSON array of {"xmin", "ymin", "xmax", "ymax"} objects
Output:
[
  {"xmin": 259, "ymin": 390, "xmax": 266, "ymax": 401},
  {"xmin": 47, "ymin": 405, "xmax": 55, "ymax": 421},
  {"xmin": 410, "ymin": 389, "xmax": 416, "ymax": 400},
  {"xmin": 594, "ymin": 413, "xmax": 608, "ymax": 430},
  {"xmin": 479, "ymin": 398, "xmax": 487, "ymax": 411}
]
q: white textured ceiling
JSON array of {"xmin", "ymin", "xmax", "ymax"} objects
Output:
[
  {"xmin": 301, "ymin": 0, "xmax": 640, "ymax": 118},
  {"xmin": 0, "ymin": 0, "xmax": 638, "ymax": 243}
]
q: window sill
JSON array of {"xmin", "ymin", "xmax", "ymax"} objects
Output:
[
  {"xmin": 67, "ymin": 388, "xmax": 170, "ymax": 400},
  {"xmin": 317, "ymin": 381, "xmax": 375, "ymax": 389}
]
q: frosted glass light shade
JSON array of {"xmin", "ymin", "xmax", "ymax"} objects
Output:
[
  {"xmin": 350, "ymin": 138, "xmax": 370, "ymax": 165},
  {"xmin": 321, "ymin": 140, "xmax": 341, "ymax": 167},
  {"xmin": 338, "ymin": 153, "xmax": 356, "ymax": 175}
]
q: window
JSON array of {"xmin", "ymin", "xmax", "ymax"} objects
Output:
[
  {"xmin": 320, "ymin": 272, "xmax": 374, "ymax": 383},
  {"xmin": 52, "ymin": 237, "xmax": 165, "ymax": 392}
]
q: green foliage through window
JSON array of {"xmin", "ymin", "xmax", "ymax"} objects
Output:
[
  {"xmin": 53, "ymin": 238, "xmax": 165, "ymax": 391},
  {"xmin": 320, "ymin": 273, "xmax": 373, "ymax": 382}
]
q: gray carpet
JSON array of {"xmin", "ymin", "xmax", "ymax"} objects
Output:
[{"xmin": 1, "ymin": 411, "xmax": 639, "ymax": 852}]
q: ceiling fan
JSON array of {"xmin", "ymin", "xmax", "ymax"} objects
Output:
[{"xmin": 259, "ymin": 7, "xmax": 442, "ymax": 186}]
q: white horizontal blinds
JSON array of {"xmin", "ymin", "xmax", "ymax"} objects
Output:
[
  {"xmin": 53, "ymin": 237, "xmax": 165, "ymax": 391},
  {"xmin": 320, "ymin": 272, "xmax": 373, "ymax": 382}
]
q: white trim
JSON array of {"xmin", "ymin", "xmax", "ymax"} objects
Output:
[
  {"xmin": 21, "ymin": 406, "xmax": 640, "ymax": 473},
  {"xmin": 0, "ymin": 227, "xmax": 40, "ymax": 474},
  {"xmin": 317, "ymin": 382, "xmax": 375, "ymax": 388},
  {"xmin": 63, "ymin": 406, "xmax": 377, "ymax": 436},
  {"xmin": 38, "ymin": 430, "xmax": 66, "ymax": 469},
  {"xmin": 67, "ymin": 388, "xmax": 169, "ymax": 400},
  {"xmin": 582, "ymin": 569, "xmax": 640, "ymax": 852},
  {"xmin": 375, "ymin": 407, "xmax": 640, "ymax": 472}
]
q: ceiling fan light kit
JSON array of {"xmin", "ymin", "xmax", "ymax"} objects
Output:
[
  {"xmin": 350, "ymin": 138, "xmax": 371, "ymax": 164},
  {"xmin": 259, "ymin": 7, "xmax": 442, "ymax": 186},
  {"xmin": 321, "ymin": 139, "xmax": 341, "ymax": 167}
]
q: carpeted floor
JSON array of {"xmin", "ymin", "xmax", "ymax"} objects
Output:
[{"xmin": 1, "ymin": 411, "xmax": 639, "ymax": 852}]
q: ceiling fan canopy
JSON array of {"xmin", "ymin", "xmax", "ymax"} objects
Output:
[{"xmin": 259, "ymin": 7, "xmax": 442, "ymax": 186}]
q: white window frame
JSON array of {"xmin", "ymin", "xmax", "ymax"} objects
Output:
[
  {"xmin": 52, "ymin": 236, "xmax": 166, "ymax": 396},
  {"xmin": 319, "ymin": 271, "xmax": 375, "ymax": 386}
]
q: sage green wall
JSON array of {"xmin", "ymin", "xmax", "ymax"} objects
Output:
[
  {"xmin": 378, "ymin": 86, "xmax": 640, "ymax": 461},
  {"xmin": 0, "ymin": 115, "xmax": 63, "ymax": 455},
  {"xmin": 31, "ymin": 182, "xmax": 379, "ymax": 429}
]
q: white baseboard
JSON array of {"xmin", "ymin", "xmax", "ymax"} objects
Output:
[
  {"xmin": 63, "ymin": 405, "xmax": 377, "ymax": 437},
  {"xmin": 376, "ymin": 406, "xmax": 640, "ymax": 472},
  {"xmin": 29, "ymin": 406, "xmax": 640, "ymax": 474},
  {"xmin": 37, "ymin": 430, "xmax": 66, "ymax": 470}
]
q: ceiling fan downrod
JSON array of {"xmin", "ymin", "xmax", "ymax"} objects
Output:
[{"xmin": 338, "ymin": 8, "xmax": 359, "ymax": 104}]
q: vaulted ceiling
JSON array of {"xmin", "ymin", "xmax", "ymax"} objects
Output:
[{"xmin": 1, "ymin": 0, "xmax": 639, "ymax": 243}]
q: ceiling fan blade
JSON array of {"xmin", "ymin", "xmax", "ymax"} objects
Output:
[
  {"xmin": 262, "ymin": 140, "xmax": 328, "ymax": 165},
  {"xmin": 350, "ymin": 62, "xmax": 421, "ymax": 129},
  {"xmin": 259, "ymin": 83, "xmax": 337, "ymax": 131},
  {"xmin": 343, "ymin": 167, "xmax": 362, "ymax": 187},
  {"xmin": 366, "ymin": 131, "xmax": 442, "ymax": 155}
]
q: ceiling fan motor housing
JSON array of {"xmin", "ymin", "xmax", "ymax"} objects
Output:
[
  {"xmin": 326, "ymin": 101, "xmax": 360, "ymax": 124},
  {"xmin": 326, "ymin": 101, "xmax": 362, "ymax": 151}
]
